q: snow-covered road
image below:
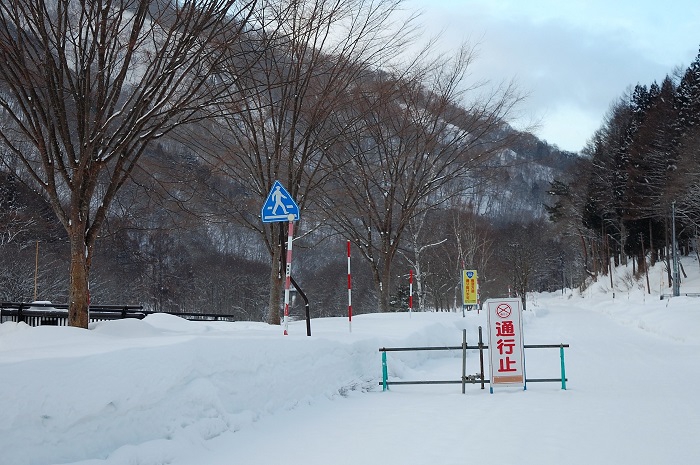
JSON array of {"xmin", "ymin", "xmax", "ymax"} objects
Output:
[
  {"xmin": 1, "ymin": 280, "xmax": 699, "ymax": 465},
  {"xmin": 181, "ymin": 300, "xmax": 699, "ymax": 465}
]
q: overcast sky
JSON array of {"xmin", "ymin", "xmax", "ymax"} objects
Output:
[{"xmin": 406, "ymin": 0, "xmax": 700, "ymax": 153}]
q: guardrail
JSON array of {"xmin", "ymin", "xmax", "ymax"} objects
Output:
[
  {"xmin": 0, "ymin": 302, "xmax": 145, "ymax": 326},
  {"xmin": 0, "ymin": 302, "xmax": 241, "ymax": 326},
  {"xmin": 379, "ymin": 327, "xmax": 568, "ymax": 393}
]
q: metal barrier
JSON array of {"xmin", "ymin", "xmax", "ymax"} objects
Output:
[
  {"xmin": 0, "ymin": 302, "xmax": 246, "ymax": 326},
  {"xmin": 379, "ymin": 327, "xmax": 568, "ymax": 393},
  {"xmin": 659, "ymin": 292, "xmax": 700, "ymax": 300},
  {"xmin": 0, "ymin": 302, "xmax": 145, "ymax": 326}
]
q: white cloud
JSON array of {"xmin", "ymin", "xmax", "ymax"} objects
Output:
[{"xmin": 406, "ymin": 0, "xmax": 700, "ymax": 152}]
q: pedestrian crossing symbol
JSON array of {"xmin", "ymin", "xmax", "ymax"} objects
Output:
[{"xmin": 261, "ymin": 181, "xmax": 300, "ymax": 223}]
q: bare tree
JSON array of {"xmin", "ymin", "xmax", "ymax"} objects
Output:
[
  {"xmin": 399, "ymin": 210, "xmax": 446, "ymax": 311},
  {"xmin": 325, "ymin": 45, "xmax": 521, "ymax": 312},
  {"xmin": 405, "ymin": 202, "xmax": 493, "ymax": 311},
  {"xmin": 0, "ymin": 0, "xmax": 257, "ymax": 327},
  {"xmin": 207, "ymin": 0, "xmax": 416, "ymax": 324}
]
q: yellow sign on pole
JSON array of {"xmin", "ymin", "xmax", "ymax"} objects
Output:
[{"xmin": 462, "ymin": 270, "xmax": 478, "ymax": 305}]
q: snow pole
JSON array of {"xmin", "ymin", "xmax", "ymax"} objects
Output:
[
  {"xmin": 347, "ymin": 240, "xmax": 352, "ymax": 333},
  {"xmin": 409, "ymin": 269, "xmax": 413, "ymax": 317},
  {"xmin": 283, "ymin": 215, "xmax": 295, "ymax": 335}
]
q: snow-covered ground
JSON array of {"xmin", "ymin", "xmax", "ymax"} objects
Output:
[{"xmin": 1, "ymin": 259, "xmax": 699, "ymax": 465}]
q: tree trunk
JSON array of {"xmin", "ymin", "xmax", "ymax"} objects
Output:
[
  {"xmin": 369, "ymin": 258, "xmax": 392, "ymax": 313},
  {"xmin": 579, "ymin": 232, "xmax": 589, "ymax": 272},
  {"xmin": 379, "ymin": 259, "xmax": 393, "ymax": 312},
  {"xmin": 649, "ymin": 220, "xmax": 657, "ymax": 266},
  {"xmin": 665, "ymin": 216, "xmax": 672, "ymax": 287},
  {"xmin": 267, "ymin": 243, "xmax": 283, "ymax": 325},
  {"xmin": 68, "ymin": 234, "xmax": 90, "ymax": 329},
  {"xmin": 415, "ymin": 261, "xmax": 425, "ymax": 311},
  {"xmin": 619, "ymin": 222, "xmax": 628, "ymax": 266},
  {"xmin": 378, "ymin": 281, "xmax": 390, "ymax": 313}
]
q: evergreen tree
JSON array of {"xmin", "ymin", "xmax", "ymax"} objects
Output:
[
  {"xmin": 672, "ymin": 49, "xmax": 700, "ymax": 228},
  {"xmin": 622, "ymin": 78, "xmax": 678, "ymax": 267},
  {"xmin": 675, "ymin": 48, "xmax": 700, "ymax": 138}
]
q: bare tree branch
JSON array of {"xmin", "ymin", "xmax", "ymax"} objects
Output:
[{"xmin": 0, "ymin": 0, "xmax": 257, "ymax": 326}]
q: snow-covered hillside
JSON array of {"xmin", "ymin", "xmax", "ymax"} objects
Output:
[{"xmin": 1, "ymin": 258, "xmax": 699, "ymax": 465}]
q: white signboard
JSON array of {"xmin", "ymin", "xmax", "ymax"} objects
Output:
[{"xmin": 485, "ymin": 298, "xmax": 525, "ymax": 392}]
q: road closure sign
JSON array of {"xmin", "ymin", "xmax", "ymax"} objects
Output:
[{"xmin": 485, "ymin": 298, "xmax": 525, "ymax": 391}]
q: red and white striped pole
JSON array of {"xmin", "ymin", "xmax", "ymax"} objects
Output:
[
  {"xmin": 283, "ymin": 215, "xmax": 295, "ymax": 335},
  {"xmin": 409, "ymin": 269, "xmax": 413, "ymax": 317},
  {"xmin": 347, "ymin": 240, "xmax": 352, "ymax": 333}
]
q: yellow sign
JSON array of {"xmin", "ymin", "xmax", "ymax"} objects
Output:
[{"xmin": 462, "ymin": 270, "xmax": 478, "ymax": 305}]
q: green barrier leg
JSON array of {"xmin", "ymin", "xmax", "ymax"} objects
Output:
[
  {"xmin": 382, "ymin": 351, "xmax": 388, "ymax": 391},
  {"xmin": 560, "ymin": 345, "xmax": 567, "ymax": 390}
]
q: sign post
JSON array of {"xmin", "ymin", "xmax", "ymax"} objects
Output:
[
  {"xmin": 262, "ymin": 181, "xmax": 300, "ymax": 335},
  {"xmin": 485, "ymin": 298, "xmax": 525, "ymax": 393},
  {"xmin": 281, "ymin": 217, "xmax": 295, "ymax": 335}
]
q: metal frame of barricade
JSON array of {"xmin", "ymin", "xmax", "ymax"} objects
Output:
[{"xmin": 379, "ymin": 327, "xmax": 568, "ymax": 393}]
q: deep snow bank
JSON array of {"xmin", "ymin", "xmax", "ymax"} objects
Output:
[{"xmin": 0, "ymin": 312, "xmax": 474, "ymax": 465}]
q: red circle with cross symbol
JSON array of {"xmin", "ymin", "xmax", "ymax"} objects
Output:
[{"xmin": 495, "ymin": 303, "xmax": 512, "ymax": 319}]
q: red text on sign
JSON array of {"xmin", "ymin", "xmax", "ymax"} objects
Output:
[
  {"xmin": 496, "ymin": 320, "xmax": 515, "ymax": 337},
  {"xmin": 498, "ymin": 356, "xmax": 518, "ymax": 372}
]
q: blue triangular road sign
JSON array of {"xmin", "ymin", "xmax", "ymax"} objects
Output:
[{"xmin": 261, "ymin": 181, "xmax": 300, "ymax": 223}]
